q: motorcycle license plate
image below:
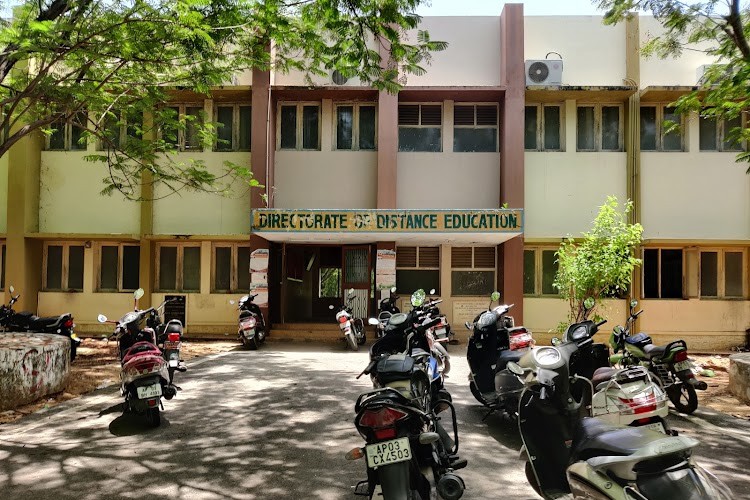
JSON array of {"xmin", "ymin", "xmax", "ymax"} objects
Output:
[
  {"xmin": 366, "ymin": 437, "xmax": 411, "ymax": 468},
  {"xmin": 136, "ymin": 384, "xmax": 162, "ymax": 399},
  {"xmin": 643, "ymin": 421, "xmax": 667, "ymax": 434},
  {"xmin": 164, "ymin": 341, "xmax": 180, "ymax": 350},
  {"xmin": 673, "ymin": 360, "xmax": 691, "ymax": 372},
  {"xmin": 434, "ymin": 327, "xmax": 448, "ymax": 339}
]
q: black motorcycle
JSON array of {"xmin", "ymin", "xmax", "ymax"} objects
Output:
[
  {"xmin": 465, "ymin": 292, "xmax": 534, "ymax": 417},
  {"xmin": 375, "ymin": 287, "xmax": 400, "ymax": 339},
  {"xmin": 348, "ymin": 289, "xmax": 466, "ymax": 500},
  {"xmin": 0, "ymin": 285, "xmax": 80, "ymax": 360},
  {"xmin": 509, "ymin": 317, "xmax": 731, "ymax": 499}
]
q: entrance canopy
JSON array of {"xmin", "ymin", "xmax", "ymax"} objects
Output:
[{"xmin": 251, "ymin": 208, "xmax": 524, "ymax": 245}]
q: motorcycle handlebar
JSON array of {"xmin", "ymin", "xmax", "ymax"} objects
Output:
[{"xmin": 596, "ymin": 319, "xmax": 608, "ymax": 328}]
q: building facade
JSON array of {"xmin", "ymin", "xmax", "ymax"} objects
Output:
[{"xmin": 1, "ymin": 6, "xmax": 748, "ymax": 350}]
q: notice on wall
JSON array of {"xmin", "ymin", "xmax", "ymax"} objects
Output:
[
  {"xmin": 164, "ymin": 295, "xmax": 187, "ymax": 327},
  {"xmin": 376, "ymin": 249, "xmax": 396, "ymax": 290},
  {"xmin": 251, "ymin": 208, "xmax": 523, "ymax": 234},
  {"xmin": 249, "ymin": 248, "xmax": 269, "ymax": 307},
  {"xmin": 452, "ymin": 299, "xmax": 491, "ymax": 326}
]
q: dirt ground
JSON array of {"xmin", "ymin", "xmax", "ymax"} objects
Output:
[
  {"xmin": 0, "ymin": 339, "xmax": 238, "ymax": 425},
  {"xmin": 1, "ymin": 342, "xmax": 748, "ymax": 425}
]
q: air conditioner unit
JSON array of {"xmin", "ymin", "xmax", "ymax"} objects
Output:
[
  {"xmin": 525, "ymin": 59, "xmax": 563, "ymax": 86},
  {"xmin": 331, "ymin": 69, "xmax": 350, "ymax": 86}
]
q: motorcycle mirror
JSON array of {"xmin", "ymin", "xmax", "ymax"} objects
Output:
[
  {"xmin": 9, "ymin": 285, "xmax": 14, "ymax": 294},
  {"xmin": 390, "ymin": 286, "xmax": 397, "ymax": 293},
  {"xmin": 240, "ymin": 295, "xmax": 249, "ymax": 302},
  {"xmin": 348, "ymin": 288, "xmax": 355, "ymax": 294},
  {"xmin": 97, "ymin": 314, "xmax": 108, "ymax": 323},
  {"xmin": 229, "ymin": 300, "xmax": 235, "ymax": 305},
  {"xmin": 464, "ymin": 321, "xmax": 473, "ymax": 331},
  {"xmin": 630, "ymin": 299, "xmax": 638, "ymax": 308},
  {"xmin": 134, "ymin": 288, "xmax": 145, "ymax": 300},
  {"xmin": 428, "ymin": 288, "xmax": 436, "ymax": 295},
  {"xmin": 507, "ymin": 361, "xmax": 524, "ymax": 376},
  {"xmin": 551, "ymin": 337, "xmax": 561, "ymax": 346},
  {"xmin": 328, "ymin": 304, "xmax": 334, "ymax": 310},
  {"xmin": 490, "ymin": 291, "xmax": 500, "ymax": 302},
  {"xmin": 368, "ymin": 318, "xmax": 380, "ymax": 326}
]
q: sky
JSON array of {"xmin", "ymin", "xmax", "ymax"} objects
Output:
[{"xmin": 416, "ymin": 0, "xmax": 604, "ymax": 16}]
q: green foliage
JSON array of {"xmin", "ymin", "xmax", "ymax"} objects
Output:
[
  {"xmin": 0, "ymin": 0, "xmax": 445, "ymax": 199},
  {"xmin": 597, "ymin": 0, "xmax": 750, "ymax": 172},
  {"xmin": 553, "ymin": 196, "xmax": 643, "ymax": 328}
]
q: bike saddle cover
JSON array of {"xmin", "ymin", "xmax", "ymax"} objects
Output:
[
  {"xmin": 496, "ymin": 349, "xmax": 524, "ymax": 371},
  {"xmin": 643, "ymin": 344, "xmax": 667, "ymax": 358},
  {"xmin": 122, "ymin": 341, "xmax": 162, "ymax": 364},
  {"xmin": 376, "ymin": 354, "xmax": 417, "ymax": 384},
  {"xmin": 591, "ymin": 367, "xmax": 621, "ymax": 388},
  {"xmin": 571, "ymin": 417, "xmax": 666, "ymax": 462},
  {"xmin": 29, "ymin": 316, "xmax": 61, "ymax": 329},
  {"xmin": 624, "ymin": 332, "xmax": 653, "ymax": 350}
]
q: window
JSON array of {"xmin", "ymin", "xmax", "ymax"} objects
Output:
[
  {"xmin": 157, "ymin": 243, "xmax": 201, "ymax": 292},
  {"xmin": 523, "ymin": 248, "xmax": 559, "ymax": 296},
  {"xmin": 525, "ymin": 104, "xmax": 562, "ymax": 151},
  {"xmin": 160, "ymin": 104, "xmax": 205, "ymax": 151},
  {"xmin": 398, "ymin": 104, "xmax": 442, "ymax": 152},
  {"xmin": 44, "ymin": 242, "xmax": 84, "ymax": 291},
  {"xmin": 640, "ymin": 105, "xmax": 684, "ymax": 151},
  {"xmin": 643, "ymin": 248, "xmax": 683, "ymax": 299},
  {"xmin": 453, "ymin": 104, "xmax": 498, "ymax": 152},
  {"xmin": 396, "ymin": 246, "xmax": 440, "ymax": 294},
  {"xmin": 98, "ymin": 243, "xmax": 140, "ymax": 292},
  {"xmin": 278, "ymin": 103, "xmax": 320, "ymax": 150},
  {"xmin": 319, "ymin": 268, "xmax": 342, "ymax": 298},
  {"xmin": 699, "ymin": 249, "xmax": 746, "ymax": 298},
  {"xmin": 577, "ymin": 104, "xmax": 622, "ymax": 151},
  {"xmin": 47, "ymin": 111, "xmax": 88, "ymax": 151},
  {"xmin": 451, "ymin": 247, "xmax": 496, "ymax": 296},
  {"xmin": 0, "ymin": 241, "xmax": 5, "ymax": 290},
  {"xmin": 215, "ymin": 104, "xmax": 251, "ymax": 151},
  {"xmin": 699, "ymin": 112, "xmax": 745, "ymax": 151},
  {"xmin": 98, "ymin": 110, "xmax": 143, "ymax": 151},
  {"xmin": 335, "ymin": 104, "xmax": 376, "ymax": 151},
  {"xmin": 212, "ymin": 243, "xmax": 251, "ymax": 292}
]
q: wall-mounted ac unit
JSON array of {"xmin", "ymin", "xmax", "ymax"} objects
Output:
[{"xmin": 525, "ymin": 59, "xmax": 563, "ymax": 85}]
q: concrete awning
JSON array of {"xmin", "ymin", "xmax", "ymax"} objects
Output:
[{"xmin": 251, "ymin": 208, "xmax": 524, "ymax": 245}]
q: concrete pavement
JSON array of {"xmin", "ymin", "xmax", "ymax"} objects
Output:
[{"xmin": 0, "ymin": 344, "xmax": 748, "ymax": 499}]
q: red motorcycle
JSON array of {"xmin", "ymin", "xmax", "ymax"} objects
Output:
[{"xmin": 98, "ymin": 289, "xmax": 177, "ymax": 427}]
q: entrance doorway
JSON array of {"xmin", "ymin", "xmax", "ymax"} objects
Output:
[{"xmin": 280, "ymin": 244, "xmax": 372, "ymax": 323}]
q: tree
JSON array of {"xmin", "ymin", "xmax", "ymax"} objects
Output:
[
  {"xmin": 553, "ymin": 196, "xmax": 643, "ymax": 328},
  {"xmin": 596, "ymin": 0, "xmax": 750, "ymax": 171},
  {"xmin": 0, "ymin": 0, "xmax": 445, "ymax": 199}
]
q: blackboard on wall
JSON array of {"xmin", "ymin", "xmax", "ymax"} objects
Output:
[{"xmin": 164, "ymin": 295, "xmax": 186, "ymax": 327}]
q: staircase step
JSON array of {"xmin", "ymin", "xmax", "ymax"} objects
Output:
[{"xmin": 269, "ymin": 324, "xmax": 374, "ymax": 343}]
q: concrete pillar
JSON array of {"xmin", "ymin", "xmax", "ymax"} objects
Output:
[
  {"xmin": 625, "ymin": 14, "xmax": 642, "ymax": 316},
  {"xmin": 500, "ymin": 3, "xmax": 525, "ymax": 323},
  {"xmin": 377, "ymin": 90, "xmax": 398, "ymax": 209},
  {"xmin": 138, "ymin": 112, "xmax": 156, "ymax": 309},
  {"xmin": 251, "ymin": 66, "xmax": 271, "ymax": 209}
]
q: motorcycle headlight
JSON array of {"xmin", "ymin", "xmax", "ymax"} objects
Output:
[{"xmin": 532, "ymin": 346, "xmax": 563, "ymax": 369}]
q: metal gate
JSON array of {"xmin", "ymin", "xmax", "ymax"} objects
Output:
[{"xmin": 342, "ymin": 246, "xmax": 371, "ymax": 319}]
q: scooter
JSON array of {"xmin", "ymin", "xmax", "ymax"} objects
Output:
[
  {"xmin": 508, "ymin": 316, "xmax": 731, "ymax": 500},
  {"xmin": 349, "ymin": 289, "xmax": 465, "ymax": 500},
  {"xmin": 97, "ymin": 289, "xmax": 177, "ymax": 427},
  {"xmin": 375, "ymin": 287, "xmax": 400, "ymax": 339},
  {"xmin": 465, "ymin": 291, "xmax": 534, "ymax": 417},
  {"xmin": 234, "ymin": 293, "xmax": 266, "ymax": 350},
  {"xmin": 330, "ymin": 288, "xmax": 365, "ymax": 351},
  {"xmin": 146, "ymin": 299, "xmax": 187, "ymax": 384},
  {"xmin": 610, "ymin": 300, "xmax": 707, "ymax": 414},
  {"xmin": 0, "ymin": 285, "xmax": 80, "ymax": 361}
]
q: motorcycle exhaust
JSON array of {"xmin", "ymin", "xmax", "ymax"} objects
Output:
[{"xmin": 436, "ymin": 473, "xmax": 465, "ymax": 500}]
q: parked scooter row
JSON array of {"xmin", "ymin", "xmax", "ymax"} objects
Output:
[
  {"xmin": 0, "ymin": 285, "xmax": 80, "ymax": 360},
  {"xmin": 97, "ymin": 288, "xmax": 186, "ymax": 427}
]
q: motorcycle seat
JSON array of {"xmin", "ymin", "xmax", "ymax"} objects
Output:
[
  {"xmin": 643, "ymin": 344, "xmax": 667, "ymax": 358},
  {"xmin": 376, "ymin": 355, "xmax": 417, "ymax": 384},
  {"xmin": 496, "ymin": 349, "xmax": 524, "ymax": 371},
  {"xmin": 30, "ymin": 316, "xmax": 62, "ymax": 328},
  {"xmin": 591, "ymin": 367, "xmax": 621, "ymax": 387},
  {"xmin": 571, "ymin": 417, "xmax": 666, "ymax": 462},
  {"xmin": 122, "ymin": 341, "xmax": 162, "ymax": 364},
  {"xmin": 164, "ymin": 321, "xmax": 183, "ymax": 334},
  {"xmin": 624, "ymin": 332, "xmax": 653, "ymax": 350}
]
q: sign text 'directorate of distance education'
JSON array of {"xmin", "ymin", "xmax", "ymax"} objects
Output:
[{"xmin": 252, "ymin": 210, "xmax": 522, "ymax": 233}]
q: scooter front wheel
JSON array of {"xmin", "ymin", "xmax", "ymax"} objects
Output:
[{"xmin": 669, "ymin": 383, "xmax": 698, "ymax": 414}]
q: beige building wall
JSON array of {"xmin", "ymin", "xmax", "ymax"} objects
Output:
[
  {"xmin": 524, "ymin": 16, "xmax": 626, "ymax": 86},
  {"xmin": 273, "ymin": 99, "xmax": 378, "ymax": 209},
  {"xmin": 39, "ymin": 152, "xmax": 140, "ymax": 234},
  {"xmin": 525, "ymin": 298, "xmax": 628, "ymax": 345},
  {"xmin": 152, "ymin": 152, "xmax": 252, "ymax": 235},
  {"xmin": 640, "ymin": 114, "xmax": 750, "ymax": 240},
  {"xmin": 0, "ymin": 154, "xmax": 8, "ymax": 233},
  {"xmin": 639, "ymin": 17, "xmax": 717, "ymax": 86}
]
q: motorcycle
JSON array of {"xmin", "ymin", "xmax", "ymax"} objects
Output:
[
  {"xmin": 421, "ymin": 291, "xmax": 453, "ymax": 347},
  {"xmin": 235, "ymin": 293, "xmax": 267, "ymax": 350},
  {"xmin": 0, "ymin": 285, "xmax": 80, "ymax": 361},
  {"xmin": 348, "ymin": 289, "xmax": 466, "ymax": 500},
  {"xmin": 610, "ymin": 300, "xmax": 707, "ymax": 414},
  {"xmin": 97, "ymin": 288, "xmax": 177, "ymax": 427},
  {"xmin": 146, "ymin": 299, "xmax": 187, "ymax": 384},
  {"xmin": 508, "ymin": 316, "xmax": 731, "ymax": 500},
  {"xmin": 464, "ymin": 291, "xmax": 534, "ymax": 417},
  {"xmin": 375, "ymin": 287, "xmax": 400, "ymax": 339},
  {"xmin": 329, "ymin": 288, "xmax": 366, "ymax": 351}
]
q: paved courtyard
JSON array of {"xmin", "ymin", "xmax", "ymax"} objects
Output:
[{"xmin": 0, "ymin": 344, "xmax": 748, "ymax": 499}]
